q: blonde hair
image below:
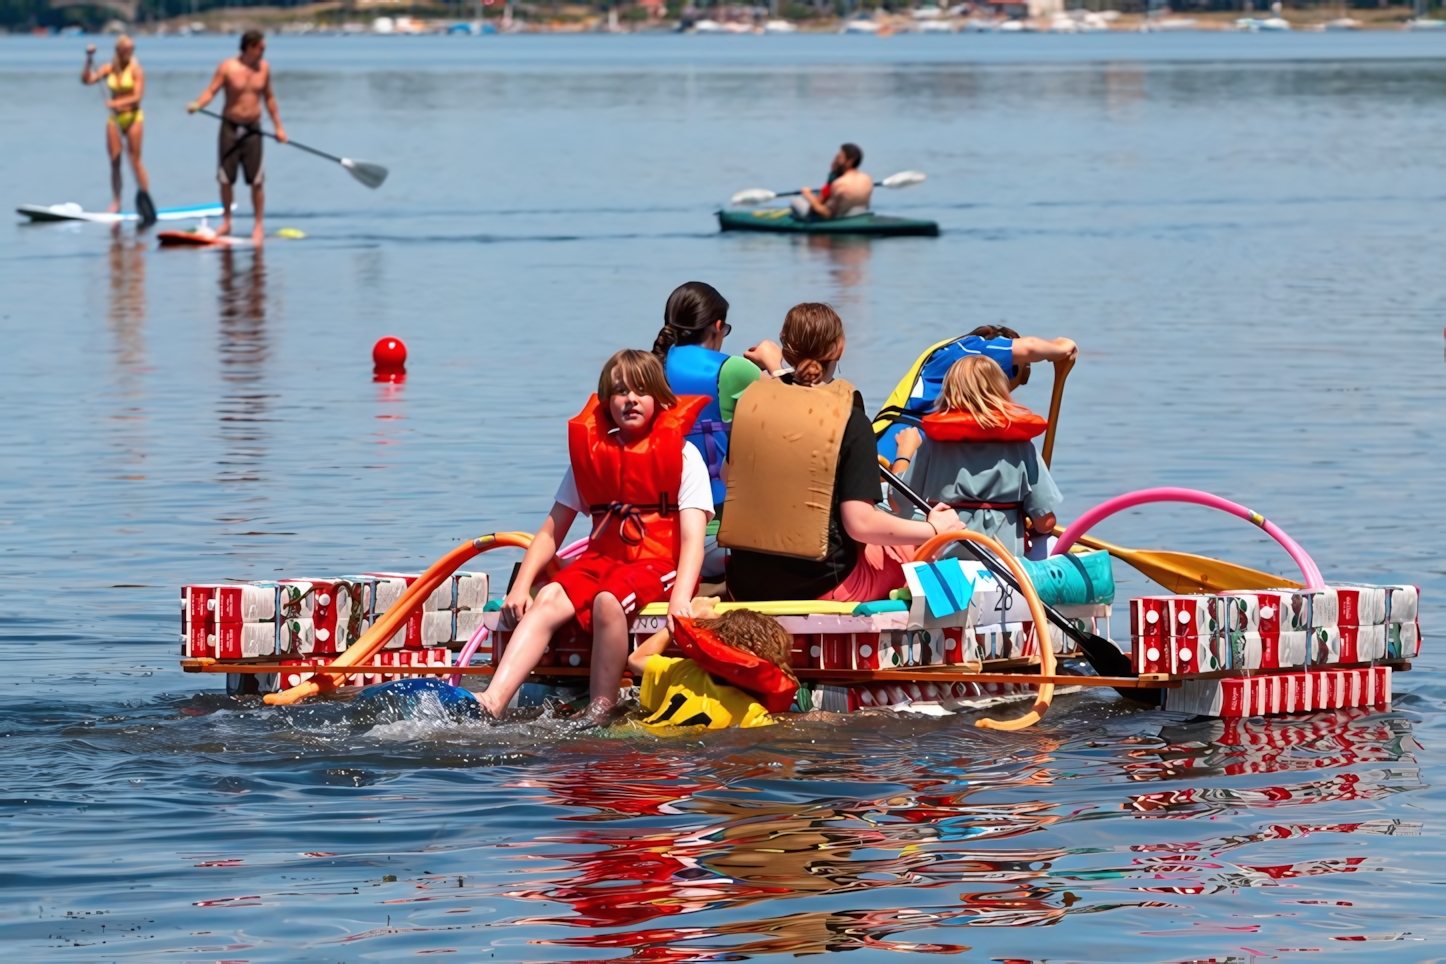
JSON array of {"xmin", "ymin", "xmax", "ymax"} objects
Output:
[
  {"xmin": 596, "ymin": 349, "xmax": 677, "ymax": 418},
  {"xmin": 780, "ymin": 303, "xmax": 845, "ymax": 387},
  {"xmin": 935, "ymin": 354, "xmax": 1027, "ymax": 430},
  {"xmin": 698, "ymin": 609, "xmax": 798, "ymax": 687},
  {"xmin": 114, "ymin": 34, "xmax": 134, "ymax": 68}
]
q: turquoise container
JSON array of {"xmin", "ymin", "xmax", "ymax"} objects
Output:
[{"xmin": 1021, "ymin": 549, "xmax": 1115, "ymax": 606}]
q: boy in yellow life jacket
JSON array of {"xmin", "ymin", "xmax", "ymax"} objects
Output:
[{"xmin": 626, "ymin": 606, "xmax": 799, "ymax": 730}]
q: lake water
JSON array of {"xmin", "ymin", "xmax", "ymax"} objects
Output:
[{"xmin": 2, "ymin": 31, "xmax": 1444, "ymax": 960}]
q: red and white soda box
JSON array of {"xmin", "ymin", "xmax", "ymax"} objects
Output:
[
  {"xmin": 184, "ymin": 619, "xmax": 213, "ymax": 658},
  {"xmin": 1168, "ymin": 596, "xmax": 1222, "ymax": 638},
  {"xmin": 1375, "ymin": 665, "xmax": 1392, "ymax": 705},
  {"xmin": 788, "ymin": 632, "xmax": 812, "ymax": 669},
  {"xmin": 278, "ymin": 617, "xmax": 317, "ymax": 656},
  {"xmin": 182, "ymin": 584, "xmax": 278, "ymax": 626},
  {"xmin": 939, "ymin": 627, "xmax": 972, "ymax": 666},
  {"xmin": 1267, "ymin": 631, "xmax": 1310, "ymax": 669},
  {"xmin": 276, "ymin": 581, "xmax": 316, "ymax": 620},
  {"xmin": 1384, "ymin": 585, "xmax": 1419, "ymax": 623},
  {"xmin": 214, "ymin": 622, "xmax": 278, "ymax": 660},
  {"xmin": 1134, "ymin": 636, "xmax": 1168, "ymax": 675},
  {"xmin": 421, "ymin": 610, "xmax": 454, "ymax": 647},
  {"xmin": 1339, "ymin": 624, "xmax": 1386, "ymax": 663},
  {"xmin": 818, "ymin": 633, "xmax": 853, "ymax": 670},
  {"xmin": 362, "ymin": 573, "xmax": 453, "ymax": 612},
  {"xmin": 1311, "ymin": 625, "xmax": 1342, "ymax": 665},
  {"xmin": 898, "ymin": 630, "xmax": 923, "ymax": 666},
  {"xmin": 1129, "ymin": 597, "xmax": 1170, "ymax": 639},
  {"xmin": 452, "ymin": 572, "xmax": 490, "ymax": 611},
  {"xmin": 1335, "ymin": 586, "xmax": 1388, "ymax": 626},
  {"xmin": 1172, "ymin": 634, "xmax": 1227, "ymax": 674},
  {"xmin": 852, "ymin": 633, "xmax": 882, "ymax": 669},
  {"xmin": 1225, "ymin": 631, "xmax": 1263, "ymax": 670},
  {"xmin": 1287, "ymin": 672, "xmax": 1312, "ymax": 713}
]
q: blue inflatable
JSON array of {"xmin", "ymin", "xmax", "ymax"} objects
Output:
[{"xmin": 351, "ymin": 677, "xmax": 482, "ymax": 724}]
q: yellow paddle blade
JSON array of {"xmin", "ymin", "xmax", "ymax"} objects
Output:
[{"xmin": 1066, "ymin": 532, "xmax": 1302, "ymax": 594}]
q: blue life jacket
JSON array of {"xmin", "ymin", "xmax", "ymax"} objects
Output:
[
  {"xmin": 873, "ymin": 335, "xmax": 1016, "ymax": 463},
  {"xmin": 665, "ymin": 344, "xmax": 729, "ymax": 505}
]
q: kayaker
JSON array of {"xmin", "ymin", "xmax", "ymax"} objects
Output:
[
  {"xmin": 791, "ymin": 143, "xmax": 873, "ymax": 221},
  {"xmin": 652, "ymin": 281, "xmax": 789, "ymax": 580},
  {"xmin": 476, "ymin": 349, "xmax": 713, "ymax": 723},
  {"xmin": 874, "ymin": 324, "xmax": 1078, "ymax": 463},
  {"xmin": 889, "ymin": 354, "xmax": 1061, "ymax": 557},
  {"xmin": 625, "ymin": 606, "xmax": 798, "ymax": 729},
  {"xmin": 187, "ymin": 30, "xmax": 288, "ymax": 245},
  {"xmin": 81, "ymin": 36, "xmax": 153, "ymax": 222},
  {"xmin": 720, "ymin": 303, "xmax": 963, "ymax": 603}
]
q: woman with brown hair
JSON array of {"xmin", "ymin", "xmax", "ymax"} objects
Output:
[{"xmin": 720, "ymin": 304, "xmax": 962, "ymax": 603}]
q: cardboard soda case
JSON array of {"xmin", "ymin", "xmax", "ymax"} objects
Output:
[
  {"xmin": 1387, "ymin": 621, "xmax": 1420, "ymax": 659},
  {"xmin": 181, "ymin": 584, "xmax": 278, "ymax": 625},
  {"xmin": 1334, "ymin": 586, "xmax": 1388, "ymax": 626}
]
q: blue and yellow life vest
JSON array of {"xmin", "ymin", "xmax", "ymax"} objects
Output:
[
  {"xmin": 637, "ymin": 655, "xmax": 775, "ymax": 731},
  {"xmin": 664, "ymin": 344, "xmax": 730, "ymax": 505},
  {"xmin": 872, "ymin": 335, "xmax": 1016, "ymax": 462}
]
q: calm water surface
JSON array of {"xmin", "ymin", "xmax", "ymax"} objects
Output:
[{"xmin": 1, "ymin": 32, "xmax": 1444, "ymax": 961}]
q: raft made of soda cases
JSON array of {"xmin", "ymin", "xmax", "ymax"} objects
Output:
[
  {"xmin": 717, "ymin": 209, "xmax": 940, "ymax": 237},
  {"xmin": 178, "ymin": 566, "xmax": 1417, "ymax": 719}
]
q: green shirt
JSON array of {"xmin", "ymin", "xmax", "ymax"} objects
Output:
[{"xmin": 717, "ymin": 355, "xmax": 762, "ymax": 423}]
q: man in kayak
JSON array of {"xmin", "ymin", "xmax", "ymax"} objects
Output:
[
  {"xmin": 791, "ymin": 143, "xmax": 872, "ymax": 221},
  {"xmin": 187, "ymin": 30, "xmax": 288, "ymax": 245}
]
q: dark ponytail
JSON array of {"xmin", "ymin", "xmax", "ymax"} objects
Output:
[{"xmin": 652, "ymin": 281, "xmax": 729, "ymax": 360}]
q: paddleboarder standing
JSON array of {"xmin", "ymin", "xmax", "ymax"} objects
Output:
[
  {"xmin": 792, "ymin": 144, "xmax": 873, "ymax": 221},
  {"xmin": 82, "ymin": 36, "xmax": 155, "ymax": 224},
  {"xmin": 187, "ymin": 30, "xmax": 287, "ymax": 245}
]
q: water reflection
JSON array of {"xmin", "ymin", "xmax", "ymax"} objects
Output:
[
  {"xmin": 216, "ymin": 248, "xmax": 273, "ymax": 485},
  {"xmin": 104, "ymin": 226, "xmax": 150, "ymax": 478},
  {"xmin": 805, "ymin": 235, "xmax": 872, "ymax": 294},
  {"xmin": 476, "ymin": 709, "xmax": 1421, "ymax": 955}
]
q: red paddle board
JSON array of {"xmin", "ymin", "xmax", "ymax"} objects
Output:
[{"xmin": 157, "ymin": 228, "xmax": 247, "ymax": 248}]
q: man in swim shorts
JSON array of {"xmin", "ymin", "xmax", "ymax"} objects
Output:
[
  {"xmin": 791, "ymin": 143, "xmax": 873, "ymax": 221},
  {"xmin": 188, "ymin": 30, "xmax": 287, "ymax": 245}
]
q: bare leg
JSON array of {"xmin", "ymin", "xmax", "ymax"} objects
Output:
[
  {"xmin": 250, "ymin": 181, "xmax": 265, "ymax": 245},
  {"xmin": 125, "ymin": 121, "xmax": 150, "ymax": 194},
  {"xmin": 106, "ymin": 121, "xmax": 123, "ymax": 212},
  {"xmin": 218, "ymin": 181, "xmax": 234, "ymax": 237},
  {"xmin": 475, "ymin": 583, "xmax": 575, "ymax": 718},
  {"xmin": 584, "ymin": 592, "xmax": 630, "ymax": 719}
]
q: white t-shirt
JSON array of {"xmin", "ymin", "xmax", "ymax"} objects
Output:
[{"xmin": 554, "ymin": 441, "xmax": 715, "ymax": 520}]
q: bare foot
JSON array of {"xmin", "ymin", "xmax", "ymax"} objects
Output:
[
  {"xmin": 106, "ymin": 199, "xmax": 121, "ymax": 214},
  {"xmin": 217, "ymin": 219, "xmax": 233, "ymax": 237},
  {"xmin": 251, "ymin": 224, "xmax": 265, "ymax": 246}
]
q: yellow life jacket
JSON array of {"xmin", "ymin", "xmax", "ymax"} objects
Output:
[
  {"xmin": 717, "ymin": 376, "xmax": 857, "ymax": 561},
  {"xmin": 637, "ymin": 655, "xmax": 775, "ymax": 731}
]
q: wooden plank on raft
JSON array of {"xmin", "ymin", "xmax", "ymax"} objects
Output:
[{"xmin": 179, "ymin": 658, "xmax": 1171, "ymax": 688}]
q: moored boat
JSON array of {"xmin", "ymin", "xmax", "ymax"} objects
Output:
[{"xmin": 718, "ymin": 208, "xmax": 940, "ymax": 237}]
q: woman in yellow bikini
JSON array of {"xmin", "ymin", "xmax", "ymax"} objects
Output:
[{"xmin": 82, "ymin": 36, "xmax": 154, "ymax": 223}]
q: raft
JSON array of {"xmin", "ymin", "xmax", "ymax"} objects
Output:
[{"xmin": 717, "ymin": 208, "xmax": 940, "ymax": 237}]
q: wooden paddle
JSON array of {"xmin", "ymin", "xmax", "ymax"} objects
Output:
[
  {"xmin": 1040, "ymin": 355, "xmax": 1073, "ymax": 469},
  {"xmin": 1059, "ymin": 529, "xmax": 1301, "ymax": 594}
]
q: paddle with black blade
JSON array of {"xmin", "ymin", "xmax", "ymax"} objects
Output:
[
  {"xmin": 135, "ymin": 189, "xmax": 157, "ymax": 228},
  {"xmin": 878, "ymin": 461, "xmax": 1159, "ymax": 704},
  {"xmin": 195, "ymin": 108, "xmax": 388, "ymax": 189},
  {"xmin": 731, "ymin": 170, "xmax": 927, "ymax": 206}
]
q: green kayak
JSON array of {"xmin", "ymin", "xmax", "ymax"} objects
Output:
[{"xmin": 717, "ymin": 208, "xmax": 940, "ymax": 237}]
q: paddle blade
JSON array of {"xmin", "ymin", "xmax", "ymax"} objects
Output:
[
  {"xmin": 730, "ymin": 188, "xmax": 778, "ymax": 206},
  {"xmin": 1131, "ymin": 550, "xmax": 1303, "ymax": 594},
  {"xmin": 342, "ymin": 158, "xmax": 389, "ymax": 189},
  {"xmin": 880, "ymin": 170, "xmax": 927, "ymax": 189}
]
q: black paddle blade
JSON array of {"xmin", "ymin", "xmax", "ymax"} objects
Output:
[{"xmin": 135, "ymin": 190, "xmax": 157, "ymax": 229}]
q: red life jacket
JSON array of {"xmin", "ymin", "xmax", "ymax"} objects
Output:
[
  {"xmin": 671, "ymin": 617, "xmax": 798, "ymax": 714},
  {"xmin": 920, "ymin": 404, "xmax": 1047, "ymax": 443},
  {"xmin": 567, "ymin": 394, "xmax": 709, "ymax": 564}
]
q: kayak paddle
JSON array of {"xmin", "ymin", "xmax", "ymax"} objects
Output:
[
  {"xmin": 1056, "ymin": 529, "xmax": 1301, "ymax": 594},
  {"xmin": 878, "ymin": 461, "xmax": 1154, "ymax": 701},
  {"xmin": 135, "ymin": 189, "xmax": 157, "ymax": 228},
  {"xmin": 731, "ymin": 170, "xmax": 926, "ymax": 206},
  {"xmin": 196, "ymin": 107, "xmax": 388, "ymax": 189}
]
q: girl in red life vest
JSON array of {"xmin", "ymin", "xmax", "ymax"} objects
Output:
[
  {"xmin": 476, "ymin": 349, "xmax": 714, "ymax": 723},
  {"xmin": 889, "ymin": 354, "xmax": 1062, "ymax": 557}
]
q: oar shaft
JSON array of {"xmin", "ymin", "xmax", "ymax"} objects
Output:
[
  {"xmin": 1041, "ymin": 356, "xmax": 1074, "ymax": 469},
  {"xmin": 198, "ymin": 107, "xmax": 344, "ymax": 164}
]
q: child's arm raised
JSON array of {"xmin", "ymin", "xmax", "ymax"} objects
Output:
[
  {"xmin": 667, "ymin": 507, "xmax": 708, "ymax": 620},
  {"xmin": 501, "ymin": 502, "xmax": 577, "ymax": 625}
]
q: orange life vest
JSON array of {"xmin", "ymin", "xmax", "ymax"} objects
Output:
[
  {"xmin": 919, "ymin": 404, "xmax": 1047, "ymax": 443},
  {"xmin": 567, "ymin": 394, "xmax": 709, "ymax": 564},
  {"xmin": 671, "ymin": 617, "xmax": 798, "ymax": 714}
]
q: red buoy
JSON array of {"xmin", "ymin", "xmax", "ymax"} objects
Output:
[{"xmin": 373, "ymin": 336, "xmax": 407, "ymax": 368}]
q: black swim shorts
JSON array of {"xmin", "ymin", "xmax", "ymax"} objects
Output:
[{"xmin": 218, "ymin": 118, "xmax": 264, "ymax": 187}]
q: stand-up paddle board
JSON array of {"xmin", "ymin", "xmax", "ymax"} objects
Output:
[
  {"xmin": 157, "ymin": 227, "xmax": 249, "ymax": 248},
  {"xmin": 18, "ymin": 202, "xmax": 226, "ymax": 224}
]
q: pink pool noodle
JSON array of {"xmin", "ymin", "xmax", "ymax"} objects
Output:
[
  {"xmin": 1052, "ymin": 487, "xmax": 1324, "ymax": 589},
  {"xmin": 447, "ymin": 536, "xmax": 591, "ymax": 685}
]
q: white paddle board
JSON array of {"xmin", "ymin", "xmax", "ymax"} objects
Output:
[{"xmin": 18, "ymin": 202, "xmax": 226, "ymax": 224}]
